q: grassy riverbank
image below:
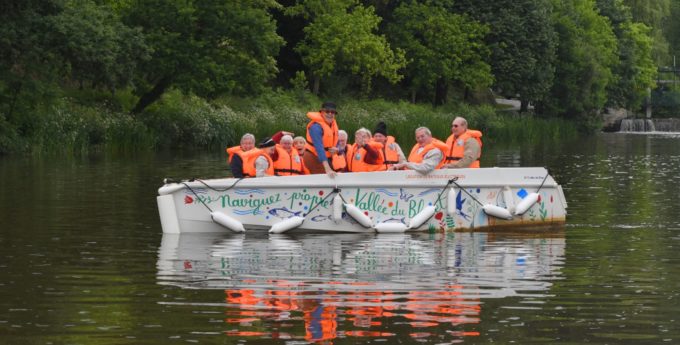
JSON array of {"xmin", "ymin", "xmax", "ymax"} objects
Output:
[{"xmin": 0, "ymin": 89, "xmax": 579, "ymax": 155}]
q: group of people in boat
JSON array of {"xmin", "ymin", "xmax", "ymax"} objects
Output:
[{"xmin": 226, "ymin": 101, "xmax": 482, "ymax": 178}]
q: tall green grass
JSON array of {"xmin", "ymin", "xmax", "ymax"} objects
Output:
[{"xmin": 2, "ymin": 88, "xmax": 579, "ymax": 155}]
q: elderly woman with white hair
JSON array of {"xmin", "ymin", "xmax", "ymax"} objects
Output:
[{"xmin": 272, "ymin": 135, "xmax": 309, "ymax": 176}]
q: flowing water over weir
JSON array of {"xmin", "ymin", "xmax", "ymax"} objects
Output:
[
  {"xmin": 1, "ymin": 133, "xmax": 680, "ymax": 344},
  {"xmin": 619, "ymin": 118, "xmax": 680, "ymax": 132}
]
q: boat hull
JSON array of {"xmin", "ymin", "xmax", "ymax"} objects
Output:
[{"xmin": 157, "ymin": 168, "xmax": 567, "ymax": 234}]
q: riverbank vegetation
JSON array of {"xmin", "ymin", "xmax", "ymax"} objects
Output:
[{"xmin": 2, "ymin": 0, "xmax": 679, "ymax": 154}]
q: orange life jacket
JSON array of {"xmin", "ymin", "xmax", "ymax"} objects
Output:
[
  {"xmin": 242, "ymin": 149, "xmax": 274, "ymax": 177},
  {"xmin": 331, "ymin": 149, "xmax": 347, "ymax": 172},
  {"xmin": 407, "ymin": 139, "xmax": 448, "ymax": 168},
  {"xmin": 226, "ymin": 146, "xmax": 248, "ymax": 163},
  {"xmin": 372, "ymin": 136, "xmax": 401, "ymax": 171},
  {"xmin": 346, "ymin": 142, "xmax": 385, "ymax": 172},
  {"xmin": 444, "ymin": 130, "xmax": 482, "ymax": 168},
  {"xmin": 273, "ymin": 145, "xmax": 305, "ymax": 176},
  {"xmin": 305, "ymin": 112, "xmax": 338, "ymax": 159},
  {"xmin": 226, "ymin": 146, "xmax": 259, "ymax": 177}
]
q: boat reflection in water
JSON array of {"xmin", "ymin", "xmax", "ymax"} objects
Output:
[{"xmin": 157, "ymin": 231, "xmax": 565, "ymax": 343}]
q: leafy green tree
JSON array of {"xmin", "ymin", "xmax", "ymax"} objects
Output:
[
  {"xmin": 597, "ymin": 0, "xmax": 656, "ymax": 111},
  {"xmin": 123, "ymin": 0, "xmax": 284, "ymax": 114},
  {"xmin": 539, "ymin": 0, "xmax": 618, "ymax": 127},
  {"xmin": 386, "ymin": 1, "xmax": 492, "ymax": 104},
  {"xmin": 624, "ymin": 0, "xmax": 671, "ymax": 64},
  {"xmin": 287, "ymin": 0, "xmax": 405, "ymax": 95},
  {"xmin": 666, "ymin": 0, "xmax": 680, "ymax": 69},
  {"xmin": 453, "ymin": 0, "xmax": 557, "ymax": 112},
  {"xmin": 0, "ymin": 1, "xmax": 63, "ymax": 125},
  {"xmin": 47, "ymin": 0, "xmax": 149, "ymax": 93}
]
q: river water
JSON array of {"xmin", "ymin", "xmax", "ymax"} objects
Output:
[{"xmin": 1, "ymin": 133, "xmax": 679, "ymax": 344}]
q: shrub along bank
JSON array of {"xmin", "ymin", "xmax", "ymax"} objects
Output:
[{"xmin": 0, "ymin": 89, "xmax": 579, "ymax": 155}]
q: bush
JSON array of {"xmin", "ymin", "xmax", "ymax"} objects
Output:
[{"xmin": 652, "ymin": 89, "xmax": 680, "ymax": 118}]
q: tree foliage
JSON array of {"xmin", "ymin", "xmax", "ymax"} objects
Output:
[
  {"xmin": 387, "ymin": 1, "xmax": 492, "ymax": 104},
  {"xmin": 539, "ymin": 0, "xmax": 618, "ymax": 126},
  {"xmin": 123, "ymin": 0, "xmax": 284, "ymax": 114},
  {"xmin": 288, "ymin": 0, "xmax": 405, "ymax": 95},
  {"xmin": 453, "ymin": 0, "xmax": 557, "ymax": 112},
  {"xmin": 597, "ymin": 0, "xmax": 656, "ymax": 110}
]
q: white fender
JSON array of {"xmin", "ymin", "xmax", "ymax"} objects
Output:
[
  {"xmin": 482, "ymin": 204, "xmax": 513, "ymax": 220},
  {"xmin": 515, "ymin": 192, "xmax": 540, "ymax": 216},
  {"xmin": 344, "ymin": 204, "xmax": 373, "ymax": 228},
  {"xmin": 408, "ymin": 206, "xmax": 436, "ymax": 229},
  {"xmin": 374, "ymin": 222, "xmax": 409, "ymax": 233},
  {"xmin": 211, "ymin": 212, "xmax": 245, "ymax": 233},
  {"xmin": 502, "ymin": 186, "xmax": 516, "ymax": 214},
  {"xmin": 333, "ymin": 194, "xmax": 343, "ymax": 223},
  {"xmin": 446, "ymin": 187, "xmax": 457, "ymax": 216},
  {"xmin": 269, "ymin": 216, "xmax": 305, "ymax": 234}
]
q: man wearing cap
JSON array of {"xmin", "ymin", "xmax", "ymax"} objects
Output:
[
  {"xmin": 371, "ymin": 121, "xmax": 406, "ymax": 170},
  {"xmin": 304, "ymin": 101, "xmax": 339, "ymax": 177}
]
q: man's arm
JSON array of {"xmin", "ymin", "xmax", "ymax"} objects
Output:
[
  {"xmin": 405, "ymin": 149, "xmax": 442, "ymax": 174},
  {"xmin": 309, "ymin": 124, "xmax": 328, "ymax": 163},
  {"xmin": 363, "ymin": 144, "xmax": 380, "ymax": 164}
]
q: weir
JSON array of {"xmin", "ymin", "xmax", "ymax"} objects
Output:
[{"xmin": 618, "ymin": 118, "xmax": 680, "ymax": 132}]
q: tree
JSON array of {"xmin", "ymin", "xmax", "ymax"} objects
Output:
[
  {"xmin": 123, "ymin": 0, "xmax": 284, "ymax": 114},
  {"xmin": 624, "ymin": 0, "xmax": 671, "ymax": 64},
  {"xmin": 538, "ymin": 0, "xmax": 618, "ymax": 127},
  {"xmin": 386, "ymin": 2, "xmax": 492, "ymax": 104},
  {"xmin": 287, "ymin": 0, "xmax": 405, "ymax": 95},
  {"xmin": 453, "ymin": 0, "xmax": 557, "ymax": 112},
  {"xmin": 47, "ymin": 0, "xmax": 149, "ymax": 93},
  {"xmin": 597, "ymin": 0, "xmax": 656, "ymax": 111}
]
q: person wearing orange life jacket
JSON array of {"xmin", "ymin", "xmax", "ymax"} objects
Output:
[
  {"xmin": 273, "ymin": 135, "xmax": 309, "ymax": 176},
  {"xmin": 303, "ymin": 101, "xmax": 339, "ymax": 178},
  {"xmin": 346, "ymin": 128, "xmax": 384, "ymax": 172},
  {"xmin": 441, "ymin": 116, "xmax": 482, "ymax": 169},
  {"xmin": 330, "ymin": 130, "xmax": 348, "ymax": 172},
  {"xmin": 242, "ymin": 137, "xmax": 276, "ymax": 177},
  {"xmin": 293, "ymin": 136, "xmax": 307, "ymax": 157},
  {"xmin": 390, "ymin": 127, "xmax": 447, "ymax": 174},
  {"xmin": 371, "ymin": 121, "xmax": 405, "ymax": 170},
  {"xmin": 226, "ymin": 133, "xmax": 256, "ymax": 178}
]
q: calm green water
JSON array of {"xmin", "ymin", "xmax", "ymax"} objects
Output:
[{"xmin": 1, "ymin": 133, "xmax": 679, "ymax": 344}]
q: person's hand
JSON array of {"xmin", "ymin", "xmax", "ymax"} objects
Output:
[
  {"xmin": 389, "ymin": 163, "xmax": 405, "ymax": 170},
  {"xmin": 327, "ymin": 147, "xmax": 338, "ymax": 155},
  {"xmin": 323, "ymin": 161, "xmax": 337, "ymax": 178}
]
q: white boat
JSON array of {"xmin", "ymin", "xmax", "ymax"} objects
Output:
[{"xmin": 156, "ymin": 167, "xmax": 567, "ymax": 234}]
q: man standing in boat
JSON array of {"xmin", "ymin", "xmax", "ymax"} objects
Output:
[
  {"xmin": 390, "ymin": 127, "xmax": 447, "ymax": 174},
  {"xmin": 226, "ymin": 133, "xmax": 256, "ymax": 178},
  {"xmin": 441, "ymin": 116, "xmax": 482, "ymax": 169},
  {"xmin": 304, "ymin": 101, "xmax": 339, "ymax": 177},
  {"xmin": 371, "ymin": 121, "xmax": 406, "ymax": 170}
]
